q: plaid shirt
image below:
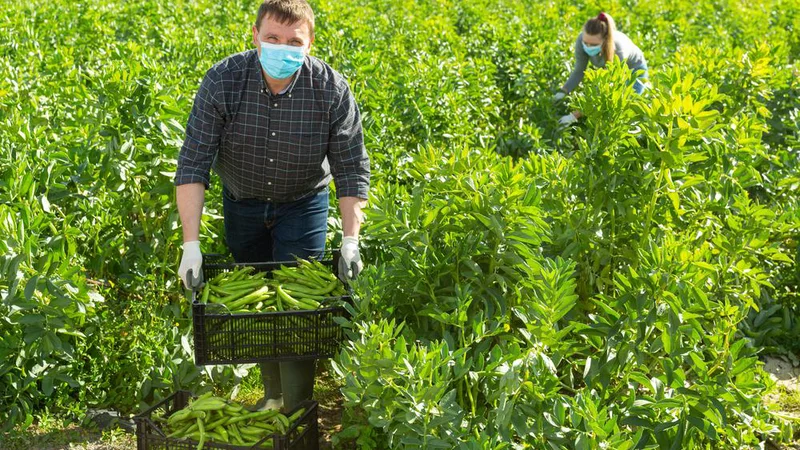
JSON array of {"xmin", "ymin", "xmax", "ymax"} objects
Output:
[{"xmin": 175, "ymin": 49, "xmax": 370, "ymax": 202}]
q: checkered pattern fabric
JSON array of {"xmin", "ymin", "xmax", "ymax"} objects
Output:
[{"xmin": 175, "ymin": 49, "xmax": 370, "ymax": 202}]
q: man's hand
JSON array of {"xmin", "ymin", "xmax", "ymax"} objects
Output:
[
  {"xmin": 558, "ymin": 112, "xmax": 579, "ymax": 126},
  {"xmin": 338, "ymin": 236, "xmax": 363, "ymax": 282},
  {"xmin": 179, "ymin": 241, "xmax": 203, "ymax": 289},
  {"xmin": 552, "ymin": 91, "xmax": 566, "ymax": 102}
]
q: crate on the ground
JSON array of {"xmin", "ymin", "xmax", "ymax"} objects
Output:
[
  {"xmin": 134, "ymin": 391, "xmax": 319, "ymax": 450},
  {"xmin": 192, "ymin": 252, "xmax": 351, "ymax": 365}
]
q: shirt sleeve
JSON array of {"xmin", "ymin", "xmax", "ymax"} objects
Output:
[
  {"xmin": 175, "ymin": 69, "xmax": 226, "ymax": 188},
  {"xmin": 562, "ymin": 35, "xmax": 589, "ymax": 94},
  {"xmin": 328, "ymin": 82, "xmax": 370, "ymax": 200}
]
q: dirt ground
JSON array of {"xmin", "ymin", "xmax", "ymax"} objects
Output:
[
  {"xmin": 764, "ymin": 355, "xmax": 800, "ymax": 394},
  {"xmin": 763, "ymin": 354, "xmax": 800, "ymax": 450},
  {"xmin": 315, "ymin": 366, "xmax": 346, "ymax": 450}
]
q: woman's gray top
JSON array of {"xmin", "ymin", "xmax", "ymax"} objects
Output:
[{"xmin": 562, "ymin": 30, "xmax": 647, "ymax": 94}]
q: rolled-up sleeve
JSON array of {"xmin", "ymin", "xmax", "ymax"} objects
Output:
[
  {"xmin": 328, "ymin": 84, "xmax": 370, "ymax": 199},
  {"xmin": 175, "ymin": 69, "xmax": 225, "ymax": 188}
]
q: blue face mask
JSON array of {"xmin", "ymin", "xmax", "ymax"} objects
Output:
[
  {"xmin": 582, "ymin": 41, "xmax": 602, "ymax": 57},
  {"xmin": 259, "ymin": 42, "xmax": 305, "ymax": 80}
]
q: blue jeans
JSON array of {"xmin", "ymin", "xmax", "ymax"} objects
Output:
[
  {"xmin": 630, "ymin": 65, "xmax": 649, "ymax": 95},
  {"xmin": 222, "ymin": 187, "xmax": 328, "ymax": 263},
  {"xmin": 222, "ymin": 186, "xmax": 329, "ymax": 410}
]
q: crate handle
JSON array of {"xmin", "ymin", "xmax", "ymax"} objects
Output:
[
  {"xmin": 186, "ymin": 267, "xmax": 204, "ymax": 291},
  {"xmin": 204, "ymin": 301, "xmax": 233, "ymax": 315}
]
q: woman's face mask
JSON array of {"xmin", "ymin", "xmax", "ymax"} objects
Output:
[{"xmin": 582, "ymin": 41, "xmax": 603, "ymax": 56}]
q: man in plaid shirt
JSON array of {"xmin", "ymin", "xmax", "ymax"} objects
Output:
[{"xmin": 175, "ymin": 0, "xmax": 369, "ymax": 412}]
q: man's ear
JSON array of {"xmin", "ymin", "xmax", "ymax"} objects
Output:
[{"xmin": 252, "ymin": 25, "xmax": 260, "ymax": 48}]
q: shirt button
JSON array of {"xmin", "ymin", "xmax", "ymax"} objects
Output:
[
  {"xmin": 271, "ymin": 132, "xmax": 275, "ymax": 136},
  {"xmin": 268, "ymin": 182, "xmax": 272, "ymax": 186},
  {"xmin": 288, "ymin": 94, "xmax": 292, "ymax": 98},
  {"xmin": 269, "ymin": 159, "xmax": 274, "ymax": 162},
  {"xmin": 267, "ymin": 198, "xmax": 272, "ymax": 201},
  {"xmin": 273, "ymin": 103, "xmax": 278, "ymax": 107}
]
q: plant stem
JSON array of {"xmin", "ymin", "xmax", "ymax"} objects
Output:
[{"xmin": 639, "ymin": 158, "xmax": 667, "ymax": 250}]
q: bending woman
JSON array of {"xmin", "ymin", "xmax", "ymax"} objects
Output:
[{"xmin": 555, "ymin": 12, "xmax": 648, "ymax": 126}]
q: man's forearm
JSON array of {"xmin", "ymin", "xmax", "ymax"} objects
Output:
[
  {"xmin": 176, "ymin": 183, "xmax": 206, "ymax": 243},
  {"xmin": 339, "ymin": 196, "xmax": 366, "ymax": 238}
]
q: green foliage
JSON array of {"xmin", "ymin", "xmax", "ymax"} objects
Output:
[
  {"xmin": 363, "ymin": 145, "xmax": 550, "ymax": 342},
  {"xmin": 326, "ymin": 0, "xmax": 799, "ymax": 449},
  {"xmin": 0, "ymin": 0, "xmax": 797, "ymax": 448},
  {"xmin": 0, "ymin": 0, "xmax": 251, "ymax": 430}
]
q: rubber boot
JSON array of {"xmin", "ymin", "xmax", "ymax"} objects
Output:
[
  {"xmin": 258, "ymin": 361, "xmax": 283, "ymax": 407},
  {"xmin": 279, "ymin": 360, "xmax": 316, "ymax": 411}
]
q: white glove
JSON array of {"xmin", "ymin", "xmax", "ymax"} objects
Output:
[
  {"xmin": 558, "ymin": 113, "xmax": 579, "ymax": 126},
  {"xmin": 552, "ymin": 91, "xmax": 566, "ymax": 101},
  {"xmin": 179, "ymin": 241, "xmax": 203, "ymax": 289},
  {"xmin": 338, "ymin": 236, "xmax": 363, "ymax": 281}
]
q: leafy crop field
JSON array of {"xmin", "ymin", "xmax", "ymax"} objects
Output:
[{"xmin": 1, "ymin": 0, "xmax": 799, "ymax": 448}]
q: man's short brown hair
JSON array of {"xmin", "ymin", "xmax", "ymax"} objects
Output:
[{"xmin": 255, "ymin": 0, "xmax": 315, "ymax": 37}]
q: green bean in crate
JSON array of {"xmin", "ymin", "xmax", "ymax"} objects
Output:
[
  {"xmin": 191, "ymin": 253, "xmax": 351, "ymax": 365},
  {"xmin": 199, "ymin": 259, "xmax": 348, "ymax": 313},
  {"xmin": 134, "ymin": 390, "xmax": 319, "ymax": 450},
  {"xmin": 165, "ymin": 393, "xmax": 303, "ymax": 447}
]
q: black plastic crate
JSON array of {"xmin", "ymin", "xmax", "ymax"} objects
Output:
[
  {"xmin": 192, "ymin": 252, "xmax": 350, "ymax": 365},
  {"xmin": 135, "ymin": 391, "xmax": 319, "ymax": 450}
]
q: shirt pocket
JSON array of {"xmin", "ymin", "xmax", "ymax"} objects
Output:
[
  {"xmin": 222, "ymin": 117, "xmax": 269, "ymax": 161},
  {"xmin": 282, "ymin": 116, "xmax": 330, "ymax": 166}
]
